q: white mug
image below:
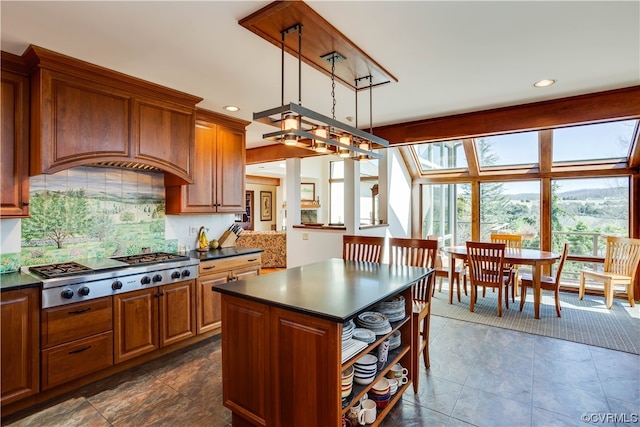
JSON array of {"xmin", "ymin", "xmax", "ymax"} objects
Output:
[
  {"xmin": 348, "ymin": 404, "xmax": 365, "ymax": 426},
  {"xmin": 398, "ymin": 375, "xmax": 409, "ymax": 385},
  {"xmin": 387, "ymin": 363, "xmax": 408, "ymax": 379},
  {"xmin": 361, "ymin": 399, "xmax": 377, "ymax": 424}
]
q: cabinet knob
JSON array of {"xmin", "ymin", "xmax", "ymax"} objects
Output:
[{"xmin": 23, "ymin": 201, "xmax": 29, "ymax": 206}]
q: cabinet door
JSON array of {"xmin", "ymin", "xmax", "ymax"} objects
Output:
[
  {"xmin": 1, "ymin": 70, "xmax": 29, "ymax": 217},
  {"xmin": 159, "ymin": 280, "xmax": 196, "ymax": 347},
  {"xmin": 197, "ymin": 272, "xmax": 228, "ymax": 334},
  {"xmin": 114, "ymin": 288, "xmax": 158, "ymax": 363},
  {"xmin": 1, "ymin": 288, "xmax": 39, "ymax": 405},
  {"xmin": 135, "ymin": 98, "xmax": 195, "ymax": 184},
  {"xmin": 34, "ymin": 69, "xmax": 130, "ymax": 174},
  {"xmin": 215, "ymin": 125, "xmax": 245, "ymax": 212}
]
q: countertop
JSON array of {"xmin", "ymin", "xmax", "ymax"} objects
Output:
[
  {"xmin": 214, "ymin": 258, "xmax": 432, "ymax": 323},
  {"xmin": 0, "ymin": 271, "xmax": 42, "ymax": 292},
  {"xmin": 188, "ymin": 246, "xmax": 264, "ymax": 261}
]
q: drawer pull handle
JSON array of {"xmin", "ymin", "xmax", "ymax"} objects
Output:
[
  {"xmin": 203, "ymin": 266, "xmax": 216, "ymax": 270},
  {"xmin": 69, "ymin": 346, "xmax": 92, "ymax": 354},
  {"xmin": 248, "ymin": 259, "xmax": 257, "ymax": 262},
  {"xmin": 68, "ymin": 308, "xmax": 92, "ymax": 315}
]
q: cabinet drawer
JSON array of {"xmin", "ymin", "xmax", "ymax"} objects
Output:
[
  {"xmin": 41, "ymin": 330, "xmax": 113, "ymax": 390},
  {"xmin": 199, "ymin": 254, "xmax": 261, "ymax": 275},
  {"xmin": 41, "ymin": 297, "xmax": 112, "ymax": 348}
]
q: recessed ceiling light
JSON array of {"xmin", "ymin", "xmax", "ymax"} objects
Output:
[
  {"xmin": 223, "ymin": 105, "xmax": 240, "ymax": 112},
  {"xmin": 533, "ymin": 79, "xmax": 556, "ymax": 88}
]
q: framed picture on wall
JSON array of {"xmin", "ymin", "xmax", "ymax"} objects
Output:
[
  {"xmin": 301, "ymin": 182, "xmax": 315, "ymax": 201},
  {"xmin": 260, "ymin": 191, "xmax": 272, "ymax": 221}
]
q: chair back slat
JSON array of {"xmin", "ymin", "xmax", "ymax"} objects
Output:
[
  {"xmin": 604, "ymin": 236, "xmax": 640, "ymax": 277},
  {"xmin": 466, "ymin": 241, "xmax": 506, "ymax": 287},
  {"xmin": 388, "ymin": 237, "xmax": 437, "ymax": 303},
  {"xmin": 343, "ymin": 235, "xmax": 385, "ymax": 263}
]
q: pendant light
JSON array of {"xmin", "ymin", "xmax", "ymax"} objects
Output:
[{"xmin": 252, "ymin": 23, "xmax": 388, "ymax": 158}]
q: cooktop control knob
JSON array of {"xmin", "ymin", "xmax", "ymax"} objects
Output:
[
  {"xmin": 152, "ymin": 274, "xmax": 163, "ymax": 283},
  {"xmin": 181, "ymin": 269, "xmax": 191, "ymax": 278},
  {"xmin": 112, "ymin": 280, "xmax": 123, "ymax": 290},
  {"xmin": 61, "ymin": 289, "xmax": 74, "ymax": 299},
  {"xmin": 171, "ymin": 271, "xmax": 181, "ymax": 279},
  {"xmin": 141, "ymin": 276, "xmax": 151, "ymax": 285},
  {"xmin": 78, "ymin": 286, "xmax": 90, "ymax": 296}
]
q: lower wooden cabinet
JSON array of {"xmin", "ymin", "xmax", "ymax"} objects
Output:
[
  {"xmin": 1, "ymin": 288, "xmax": 39, "ymax": 405},
  {"xmin": 114, "ymin": 280, "xmax": 196, "ymax": 363},
  {"xmin": 197, "ymin": 254, "xmax": 261, "ymax": 334}
]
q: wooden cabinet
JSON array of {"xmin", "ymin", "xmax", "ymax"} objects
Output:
[
  {"xmin": 24, "ymin": 45, "xmax": 201, "ymax": 184},
  {"xmin": 40, "ymin": 298, "xmax": 113, "ymax": 390},
  {"xmin": 165, "ymin": 108, "xmax": 250, "ymax": 214},
  {"xmin": 1, "ymin": 288, "xmax": 39, "ymax": 405},
  {"xmin": 1, "ymin": 52, "xmax": 30, "ymax": 218},
  {"xmin": 114, "ymin": 280, "xmax": 196, "ymax": 363},
  {"xmin": 197, "ymin": 254, "xmax": 261, "ymax": 334}
]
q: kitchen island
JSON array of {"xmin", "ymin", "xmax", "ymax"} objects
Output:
[{"xmin": 214, "ymin": 258, "xmax": 430, "ymax": 427}]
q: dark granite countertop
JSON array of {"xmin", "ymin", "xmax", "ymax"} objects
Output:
[
  {"xmin": 214, "ymin": 258, "xmax": 432, "ymax": 323},
  {"xmin": 188, "ymin": 246, "xmax": 264, "ymax": 262},
  {"xmin": 0, "ymin": 271, "xmax": 42, "ymax": 292}
]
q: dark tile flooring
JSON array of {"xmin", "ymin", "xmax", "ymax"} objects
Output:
[{"xmin": 3, "ymin": 316, "xmax": 639, "ymax": 426}]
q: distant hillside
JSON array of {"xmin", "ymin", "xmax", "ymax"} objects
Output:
[{"xmin": 504, "ymin": 187, "xmax": 627, "ymax": 201}]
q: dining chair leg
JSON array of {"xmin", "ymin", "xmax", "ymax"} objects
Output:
[
  {"xmin": 629, "ymin": 286, "xmax": 636, "ymax": 307},
  {"xmin": 497, "ymin": 286, "xmax": 503, "ymax": 317},
  {"xmin": 519, "ymin": 284, "xmax": 526, "ymax": 311},
  {"xmin": 470, "ymin": 285, "xmax": 476, "ymax": 312},
  {"xmin": 504, "ymin": 283, "xmax": 510, "ymax": 309},
  {"xmin": 554, "ymin": 288, "xmax": 561, "ymax": 317},
  {"xmin": 455, "ymin": 275, "xmax": 462, "ymax": 302},
  {"xmin": 578, "ymin": 272, "xmax": 586, "ymax": 300},
  {"xmin": 411, "ymin": 313, "xmax": 419, "ymax": 393},
  {"xmin": 422, "ymin": 315, "xmax": 430, "ymax": 369},
  {"xmin": 605, "ymin": 280, "xmax": 614, "ymax": 309}
]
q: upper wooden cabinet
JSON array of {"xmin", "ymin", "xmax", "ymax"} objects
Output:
[
  {"xmin": 166, "ymin": 108, "xmax": 249, "ymax": 214},
  {"xmin": 1, "ymin": 52, "xmax": 30, "ymax": 218},
  {"xmin": 23, "ymin": 45, "xmax": 201, "ymax": 184}
]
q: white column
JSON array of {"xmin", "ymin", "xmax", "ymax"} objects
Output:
[
  {"xmin": 285, "ymin": 157, "xmax": 301, "ymax": 228},
  {"xmin": 377, "ymin": 148, "xmax": 388, "ymax": 225},
  {"xmin": 344, "ymin": 158, "xmax": 359, "ymax": 234}
]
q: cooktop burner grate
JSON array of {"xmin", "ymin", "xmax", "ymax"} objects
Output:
[
  {"xmin": 29, "ymin": 262, "xmax": 93, "ymax": 279},
  {"xmin": 111, "ymin": 252, "xmax": 190, "ymax": 266}
]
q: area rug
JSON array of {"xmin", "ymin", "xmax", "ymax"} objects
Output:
[{"xmin": 430, "ymin": 287, "xmax": 640, "ymax": 355}]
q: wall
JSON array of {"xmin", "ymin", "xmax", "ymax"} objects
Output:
[
  {"xmin": 246, "ymin": 182, "xmax": 278, "ymax": 231},
  {"xmin": 0, "ymin": 166, "xmax": 235, "ymax": 272}
]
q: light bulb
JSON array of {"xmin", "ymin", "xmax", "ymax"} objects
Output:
[
  {"xmin": 284, "ymin": 133, "xmax": 298, "ymax": 146},
  {"xmin": 282, "ymin": 113, "xmax": 299, "ymax": 131},
  {"xmin": 312, "ymin": 127, "xmax": 328, "ymax": 153}
]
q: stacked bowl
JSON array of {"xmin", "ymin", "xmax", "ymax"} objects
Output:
[
  {"xmin": 356, "ymin": 311, "xmax": 392, "ymax": 336},
  {"xmin": 341, "ymin": 365, "xmax": 355, "ymax": 398},
  {"xmin": 372, "ymin": 295, "xmax": 406, "ymax": 322},
  {"xmin": 388, "ymin": 330, "xmax": 401, "ymax": 351},
  {"xmin": 369, "ymin": 377, "xmax": 391, "ymax": 408},
  {"xmin": 353, "ymin": 353, "xmax": 378, "ymax": 385}
]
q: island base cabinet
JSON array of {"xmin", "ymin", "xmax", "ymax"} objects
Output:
[{"xmin": 221, "ymin": 295, "xmax": 342, "ymax": 427}]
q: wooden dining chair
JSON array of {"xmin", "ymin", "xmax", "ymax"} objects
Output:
[
  {"xmin": 519, "ymin": 242, "xmax": 569, "ymax": 317},
  {"xmin": 388, "ymin": 237, "xmax": 437, "ymax": 393},
  {"xmin": 342, "ymin": 235, "xmax": 385, "ymax": 263},
  {"xmin": 490, "ymin": 233, "xmax": 523, "ymax": 302},
  {"xmin": 579, "ymin": 236, "xmax": 640, "ymax": 309},
  {"xmin": 466, "ymin": 241, "xmax": 510, "ymax": 317}
]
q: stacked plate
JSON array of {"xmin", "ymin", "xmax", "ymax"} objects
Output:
[
  {"xmin": 341, "ymin": 338, "xmax": 368, "ymax": 364},
  {"xmin": 388, "ymin": 330, "xmax": 401, "ymax": 351},
  {"xmin": 356, "ymin": 311, "xmax": 392, "ymax": 336},
  {"xmin": 342, "ymin": 319, "xmax": 355, "ymax": 342},
  {"xmin": 373, "ymin": 295, "xmax": 406, "ymax": 322},
  {"xmin": 341, "ymin": 365, "xmax": 355, "ymax": 398},
  {"xmin": 354, "ymin": 353, "xmax": 378, "ymax": 385},
  {"xmin": 369, "ymin": 377, "xmax": 391, "ymax": 408},
  {"xmin": 352, "ymin": 328, "xmax": 376, "ymax": 344}
]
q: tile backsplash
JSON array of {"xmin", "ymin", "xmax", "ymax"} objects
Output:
[{"xmin": 1, "ymin": 166, "xmax": 176, "ymax": 272}]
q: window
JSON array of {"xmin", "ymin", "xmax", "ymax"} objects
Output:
[
  {"xmin": 476, "ymin": 132, "xmax": 538, "ymax": 169},
  {"xmin": 552, "ymin": 120, "xmax": 636, "ymax": 163},
  {"xmin": 359, "ymin": 159, "xmax": 379, "ymax": 225},
  {"xmin": 421, "ymin": 183, "xmax": 470, "ymax": 247},
  {"xmin": 413, "ymin": 140, "xmax": 467, "ymax": 172},
  {"xmin": 479, "ymin": 180, "xmax": 540, "ymax": 248}
]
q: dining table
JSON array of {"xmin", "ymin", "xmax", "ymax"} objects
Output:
[{"xmin": 442, "ymin": 246, "xmax": 561, "ymax": 319}]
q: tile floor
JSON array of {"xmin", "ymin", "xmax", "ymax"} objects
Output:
[{"xmin": 3, "ymin": 316, "xmax": 639, "ymax": 426}]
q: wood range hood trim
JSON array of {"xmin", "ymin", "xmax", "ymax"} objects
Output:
[{"xmin": 239, "ymin": 1, "xmax": 397, "ymax": 90}]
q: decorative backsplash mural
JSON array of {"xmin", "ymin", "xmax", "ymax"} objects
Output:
[{"xmin": 14, "ymin": 166, "xmax": 176, "ymax": 268}]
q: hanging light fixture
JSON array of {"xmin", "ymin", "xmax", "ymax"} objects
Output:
[{"xmin": 253, "ymin": 23, "xmax": 388, "ymax": 159}]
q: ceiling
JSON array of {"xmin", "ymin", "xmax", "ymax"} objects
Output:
[{"xmin": 2, "ymin": 1, "xmax": 639, "ymax": 164}]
